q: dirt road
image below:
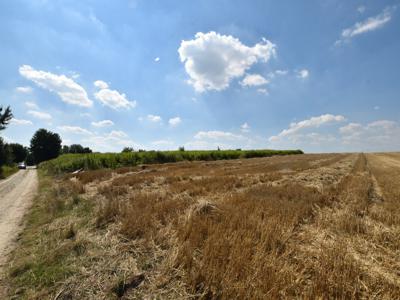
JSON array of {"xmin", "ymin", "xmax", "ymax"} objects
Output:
[{"xmin": 0, "ymin": 169, "xmax": 38, "ymax": 267}]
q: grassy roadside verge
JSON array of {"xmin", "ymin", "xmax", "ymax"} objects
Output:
[
  {"xmin": 0, "ymin": 165, "xmax": 18, "ymax": 179},
  {"xmin": 5, "ymin": 170, "xmax": 96, "ymax": 299}
]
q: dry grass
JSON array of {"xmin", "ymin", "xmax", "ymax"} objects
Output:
[{"xmin": 6, "ymin": 153, "xmax": 400, "ymax": 299}]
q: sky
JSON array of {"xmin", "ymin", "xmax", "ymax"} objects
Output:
[{"xmin": 1, "ymin": 0, "xmax": 400, "ymax": 153}]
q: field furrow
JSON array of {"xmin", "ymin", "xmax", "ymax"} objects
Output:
[{"xmin": 6, "ymin": 153, "xmax": 400, "ymax": 299}]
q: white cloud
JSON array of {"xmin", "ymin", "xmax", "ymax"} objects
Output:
[
  {"xmin": 297, "ymin": 69, "xmax": 309, "ymax": 79},
  {"xmin": 269, "ymin": 114, "xmax": 345, "ymax": 142},
  {"xmin": 194, "ymin": 130, "xmax": 244, "ymax": 140},
  {"xmin": 25, "ymin": 101, "xmax": 38, "ymax": 109},
  {"xmin": 19, "ymin": 65, "xmax": 93, "ymax": 107},
  {"xmin": 275, "ymin": 70, "xmax": 288, "ymax": 76},
  {"xmin": 306, "ymin": 132, "xmax": 337, "ymax": 145},
  {"xmin": 184, "ymin": 140, "xmax": 228, "ymax": 150},
  {"xmin": 70, "ymin": 72, "xmax": 80, "ymax": 79},
  {"xmin": 91, "ymin": 120, "xmax": 114, "ymax": 127},
  {"xmin": 178, "ymin": 31, "xmax": 276, "ymax": 92},
  {"xmin": 16, "ymin": 86, "xmax": 33, "ymax": 93},
  {"xmin": 186, "ymin": 130, "xmax": 258, "ymax": 150},
  {"xmin": 58, "ymin": 126, "xmax": 93, "ymax": 135},
  {"xmin": 357, "ymin": 5, "xmax": 366, "ymax": 14},
  {"xmin": 154, "ymin": 57, "xmax": 160, "ymax": 62},
  {"xmin": 241, "ymin": 122, "xmax": 250, "ymax": 133},
  {"xmin": 10, "ymin": 118, "xmax": 33, "ymax": 125},
  {"xmin": 147, "ymin": 114, "xmax": 162, "ymax": 123},
  {"xmin": 339, "ymin": 120, "xmax": 400, "ymax": 151},
  {"xmin": 240, "ymin": 74, "xmax": 269, "ymax": 87},
  {"xmin": 94, "ymin": 81, "xmax": 137, "ymax": 110},
  {"xmin": 268, "ymin": 116, "xmax": 400, "ymax": 152},
  {"xmin": 168, "ymin": 117, "xmax": 181, "ymax": 127},
  {"xmin": 339, "ymin": 122, "xmax": 363, "ymax": 135},
  {"xmin": 107, "ymin": 130, "xmax": 128, "ymax": 138},
  {"xmin": 367, "ymin": 120, "xmax": 397, "ymax": 130},
  {"xmin": 93, "ymin": 80, "xmax": 109, "ymax": 89},
  {"xmin": 151, "ymin": 140, "xmax": 174, "ymax": 147},
  {"xmin": 337, "ymin": 6, "xmax": 395, "ymax": 44},
  {"xmin": 268, "ymin": 69, "xmax": 289, "ymax": 79},
  {"xmin": 80, "ymin": 112, "xmax": 92, "ymax": 118},
  {"xmin": 257, "ymin": 88, "xmax": 269, "ymax": 95},
  {"xmin": 373, "ymin": 106, "xmax": 380, "ymax": 110},
  {"xmin": 27, "ymin": 110, "xmax": 52, "ymax": 120},
  {"xmin": 82, "ymin": 130, "xmax": 138, "ymax": 152}
]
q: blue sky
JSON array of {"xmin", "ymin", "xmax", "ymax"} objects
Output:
[{"xmin": 1, "ymin": 0, "xmax": 399, "ymax": 152}]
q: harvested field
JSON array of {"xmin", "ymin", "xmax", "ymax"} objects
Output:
[{"xmin": 6, "ymin": 153, "xmax": 400, "ymax": 299}]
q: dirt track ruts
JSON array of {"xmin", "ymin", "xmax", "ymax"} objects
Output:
[{"xmin": 0, "ymin": 169, "xmax": 38, "ymax": 267}]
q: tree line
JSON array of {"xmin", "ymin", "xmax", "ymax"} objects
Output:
[{"xmin": 0, "ymin": 105, "xmax": 92, "ymax": 176}]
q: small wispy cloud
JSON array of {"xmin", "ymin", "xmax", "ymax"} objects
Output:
[
  {"xmin": 257, "ymin": 88, "xmax": 269, "ymax": 95},
  {"xmin": 27, "ymin": 110, "xmax": 52, "ymax": 120},
  {"xmin": 147, "ymin": 114, "xmax": 162, "ymax": 123},
  {"xmin": 168, "ymin": 117, "xmax": 181, "ymax": 127},
  {"xmin": 10, "ymin": 118, "xmax": 33, "ymax": 125},
  {"xmin": 269, "ymin": 114, "xmax": 345, "ymax": 142},
  {"xmin": 91, "ymin": 120, "xmax": 114, "ymax": 127},
  {"xmin": 25, "ymin": 101, "xmax": 38, "ymax": 109},
  {"xmin": 357, "ymin": 5, "xmax": 366, "ymax": 14},
  {"xmin": 241, "ymin": 122, "xmax": 250, "ymax": 133},
  {"xmin": 297, "ymin": 69, "xmax": 309, "ymax": 79},
  {"xmin": 94, "ymin": 80, "xmax": 137, "ymax": 110},
  {"xmin": 240, "ymin": 74, "xmax": 269, "ymax": 87},
  {"xmin": 58, "ymin": 126, "xmax": 93, "ymax": 135},
  {"xmin": 194, "ymin": 130, "xmax": 244, "ymax": 140},
  {"xmin": 16, "ymin": 86, "xmax": 33, "ymax": 94},
  {"xmin": 336, "ymin": 6, "xmax": 396, "ymax": 45}
]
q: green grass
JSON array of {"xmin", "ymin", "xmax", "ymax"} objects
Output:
[
  {"xmin": 40, "ymin": 149, "xmax": 303, "ymax": 174},
  {"xmin": 0, "ymin": 165, "xmax": 18, "ymax": 179},
  {"xmin": 6, "ymin": 170, "xmax": 96, "ymax": 299}
]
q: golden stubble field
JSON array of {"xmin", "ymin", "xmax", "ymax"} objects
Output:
[{"xmin": 7, "ymin": 153, "xmax": 400, "ymax": 299}]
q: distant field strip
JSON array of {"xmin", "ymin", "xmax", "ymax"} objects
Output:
[
  {"xmin": 6, "ymin": 153, "xmax": 400, "ymax": 299},
  {"xmin": 39, "ymin": 149, "xmax": 303, "ymax": 174}
]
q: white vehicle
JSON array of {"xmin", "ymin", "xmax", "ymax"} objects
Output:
[{"xmin": 18, "ymin": 162, "xmax": 26, "ymax": 169}]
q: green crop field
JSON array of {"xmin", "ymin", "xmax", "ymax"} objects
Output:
[{"xmin": 39, "ymin": 149, "xmax": 303, "ymax": 174}]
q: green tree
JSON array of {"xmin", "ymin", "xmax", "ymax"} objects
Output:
[
  {"xmin": 0, "ymin": 106, "xmax": 13, "ymax": 130},
  {"xmin": 0, "ymin": 106, "xmax": 13, "ymax": 176},
  {"xmin": 82, "ymin": 147, "xmax": 92, "ymax": 154},
  {"xmin": 26, "ymin": 152, "xmax": 35, "ymax": 166},
  {"xmin": 62, "ymin": 145, "xmax": 70, "ymax": 154},
  {"xmin": 122, "ymin": 147, "xmax": 134, "ymax": 153},
  {"xmin": 0, "ymin": 138, "xmax": 6, "ymax": 167},
  {"xmin": 69, "ymin": 144, "xmax": 84, "ymax": 153},
  {"xmin": 30, "ymin": 129, "xmax": 62, "ymax": 164},
  {"xmin": 8, "ymin": 143, "xmax": 28, "ymax": 163},
  {"xmin": 65, "ymin": 144, "xmax": 92, "ymax": 154}
]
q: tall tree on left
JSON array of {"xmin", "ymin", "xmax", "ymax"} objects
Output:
[
  {"xmin": 0, "ymin": 106, "xmax": 13, "ymax": 131},
  {"xmin": 0, "ymin": 106, "xmax": 13, "ymax": 176},
  {"xmin": 30, "ymin": 129, "xmax": 62, "ymax": 164}
]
